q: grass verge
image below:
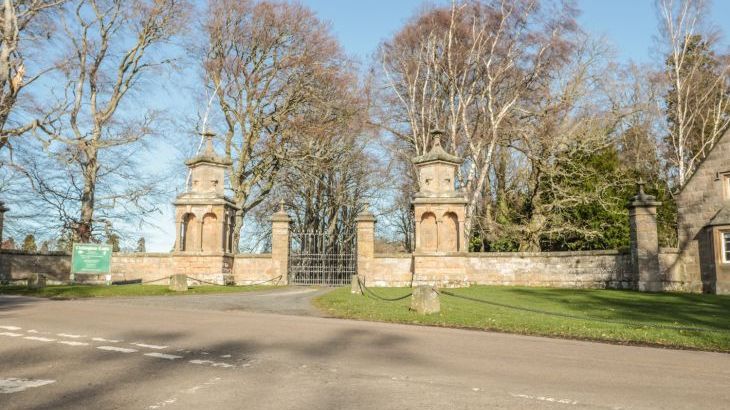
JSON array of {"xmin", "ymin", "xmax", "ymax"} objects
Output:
[
  {"xmin": 0, "ymin": 284, "xmax": 276, "ymax": 299},
  {"xmin": 314, "ymin": 286, "xmax": 730, "ymax": 352}
]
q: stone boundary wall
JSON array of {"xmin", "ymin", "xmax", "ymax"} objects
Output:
[
  {"xmin": 0, "ymin": 250, "xmax": 278, "ymax": 286},
  {"xmin": 658, "ymin": 247, "xmax": 700, "ymax": 292},
  {"xmin": 362, "ymin": 250, "xmax": 635, "ymax": 289}
]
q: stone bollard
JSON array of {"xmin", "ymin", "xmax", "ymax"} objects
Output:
[
  {"xmin": 27, "ymin": 273, "xmax": 46, "ymax": 290},
  {"xmin": 169, "ymin": 274, "xmax": 188, "ymax": 292},
  {"xmin": 410, "ymin": 285, "xmax": 440, "ymax": 314},
  {"xmin": 351, "ymin": 274, "xmax": 362, "ymax": 295}
]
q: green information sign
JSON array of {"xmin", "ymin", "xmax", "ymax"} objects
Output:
[{"xmin": 71, "ymin": 243, "xmax": 112, "ymax": 275}]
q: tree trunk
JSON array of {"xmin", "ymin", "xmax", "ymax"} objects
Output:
[{"xmin": 78, "ymin": 147, "xmax": 98, "ymax": 243}]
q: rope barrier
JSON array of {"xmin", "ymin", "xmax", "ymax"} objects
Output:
[
  {"xmin": 184, "ymin": 275, "xmax": 225, "ymax": 286},
  {"xmin": 357, "ymin": 276, "xmax": 413, "ymax": 301},
  {"xmin": 139, "ymin": 276, "xmax": 171, "ymax": 285},
  {"xmin": 436, "ymin": 288, "xmax": 729, "ymax": 334}
]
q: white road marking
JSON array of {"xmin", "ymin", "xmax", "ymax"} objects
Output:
[
  {"xmin": 58, "ymin": 340, "xmax": 89, "ymax": 347},
  {"xmin": 220, "ymin": 354, "xmax": 231, "ymax": 358},
  {"xmin": 97, "ymin": 346, "xmax": 138, "ymax": 353},
  {"xmin": 132, "ymin": 343, "xmax": 168, "ymax": 350},
  {"xmin": 57, "ymin": 333, "xmax": 85, "ymax": 339},
  {"xmin": 148, "ymin": 398, "xmax": 177, "ymax": 409},
  {"xmin": 0, "ymin": 325, "xmax": 21, "ymax": 331},
  {"xmin": 189, "ymin": 359, "xmax": 234, "ymax": 368},
  {"xmin": 0, "ymin": 378, "xmax": 55, "ymax": 394},
  {"xmin": 0, "ymin": 332, "xmax": 23, "ymax": 337},
  {"xmin": 144, "ymin": 353, "xmax": 183, "ymax": 360},
  {"xmin": 24, "ymin": 336, "xmax": 56, "ymax": 342},
  {"xmin": 92, "ymin": 337, "xmax": 120, "ymax": 343},
  {"xmin": 510, "ymin": 393, "xmax": 578, "ymax": 405},
  {"xmin": 183, "ymin": 377, "xmax": 222, "ymax": 394}
]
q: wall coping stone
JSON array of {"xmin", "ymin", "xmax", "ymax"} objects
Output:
[
  {"xmin": 0, "ymin": 249, "xmax": 70, "ymax": 256},
  {"xmin": 234, "ymin": 253, "xmax": 272, "ymax": 259},
  {"xmin": 659, "ymin": 247, "xmax": 680, "ymax": 254},
  {"xmin": 410, "ymin": 249, "xmax": 627, "ymax": 258},
  {"xmin": 375, "ymin": 253, "xmax": 413, "ymax": 259}
]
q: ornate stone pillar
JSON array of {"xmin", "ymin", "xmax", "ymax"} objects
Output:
[
  {"xmin": 628, "ymin": 180, "xmax": 662, "ymax": 292},
  {"xmin": 271, "ymin": 201, "xmax": 291, "ymax": 285},
  {"xmin": 197, "ymin": 219, "xmax": 204, "ymax": 252},
  {"xmin": 458, "ymin": 219, "xmax": 466, "ymax": 252},
  {"xmin": 356, "ymin": 204, "xmax": 376, "ymax": 282},
  {"xmin": 221, "ymin": 215, "xmax": 228, "ymax": 253},
  {"xmin": 174, "ymin": 220, "xmax": 183, "ymax": 251}
]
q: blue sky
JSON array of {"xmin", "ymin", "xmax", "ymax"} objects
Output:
[
  {"xmin": 142, "ymin": 0, "xmax": 730, "ymax": 252},
  {"xmin": 9, "ymin": 1, "xmax": 730, "ymax": 252}
]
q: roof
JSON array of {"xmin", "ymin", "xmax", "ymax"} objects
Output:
[
  {"xmin": 412, "ymin": 132, "xmax": 463, "ymax": 165},
  {"xmin": 708, "ymin": 205, "xmax": 730, "ymax": 226},
  {"xmin": 677, "ymin": 129, "xmax": 730, "ymax": 197}
]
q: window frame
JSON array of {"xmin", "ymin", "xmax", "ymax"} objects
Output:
[{"xmin": 722, "ymin": 231, "xmax": 730, "ymax": 264}]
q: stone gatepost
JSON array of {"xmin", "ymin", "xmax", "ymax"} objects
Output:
[
  {"xmin": 355, "ymin": 204, "xmax": 376, "ymax": 285},
  {"xmin": 0, "ymin": 200, "xmax": 7, "ymax": 245},
  {"xmin": 271, "ymin": 201, "xmax": 291, "ymax": 285},
  {"xmin": 628, "ymin": 180, "xmax": 662, "ymax": 292}
]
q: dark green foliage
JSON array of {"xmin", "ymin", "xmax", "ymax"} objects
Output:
[
  {"xmin": 106, "ymin": 234, "xmax": 121, "ymax": 252},
  {"xmin": 136, "ymin": 237, "xmax": 146, "ymax": 253},
  {"xmin": 21, "ymin": 234, "xmax": 37, "ymax": 252}
]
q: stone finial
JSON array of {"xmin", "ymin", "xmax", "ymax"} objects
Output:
[
  {"xmin": 0, "ymin": 200, "xmax": 7, "ymax": 213},
  {"xmin": 271, "ymin": 200, "xmax": 290, "ymax": 222},
  {"xmin": 629, "ymin": 178, "xmax": 660, "ymax": 207},
  {"xmin": 430, "ymin": 129, "xmax": 444, "ymax": 149},
  {"xmin": 355, "ymin": 202, "xmax": 376, "ymax": 222},
  {"xmin": 202, "ymin": 131, "xmax": 216, "ymax": 156}
]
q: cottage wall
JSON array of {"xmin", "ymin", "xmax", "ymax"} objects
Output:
[{"xmin": 675, "ymin": 131, "xmax": 730, "ymax": 293}]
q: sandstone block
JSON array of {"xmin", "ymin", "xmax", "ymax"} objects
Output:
[
  {"xmin": 27, "ymin": 273, "xmax": 46, "ymax": 289},
  {"xmin": 351, "ymin": 274, "xmax": 362, "ymax": 294},
  {"xmin": 169, "ymin": 274, "xmax": 188, "ymax": 292},
  {"xmin": 410, "ymin": 285, "xmax": 440, "ymax": 314}
]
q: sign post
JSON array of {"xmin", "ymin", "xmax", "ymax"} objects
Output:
[{"xmin": 71, "ymin": 243, "xmax": 113, "ymax": 283}]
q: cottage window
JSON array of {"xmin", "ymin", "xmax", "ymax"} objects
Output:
[{"xmin": 724, "ymin": 232, "xmax": 730, "ymax": 264}]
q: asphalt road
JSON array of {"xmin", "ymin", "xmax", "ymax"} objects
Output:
[{"xmin": 1, "ymin": 288, "xmax": 729, "ymax": 409}]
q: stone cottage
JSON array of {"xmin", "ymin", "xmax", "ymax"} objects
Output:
[{"xmin": 673, "ymin": 130, "xmax": 730, "ymax": 294}]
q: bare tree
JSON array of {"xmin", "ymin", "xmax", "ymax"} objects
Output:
[
  {"xmin": 203, "ymin": 0, "xmax": 355, "ymax": 251},
  {"xmin": 657, "ymin": 0, "xmax": 730, "ymax": 188},
  {"xmin": 0, "ymin": 0, "xmax": 66, "ymax": 149},
  {"xmin": 33, "ymin": 0, "xmax": 190, "ymax": 242},
  {"xmin": 378, "ymin": 0, "xmax": 578, "ymax": 244},
  {"xmin": 502, "ymin": 38, "xmax": 640, "ymax": 251}
]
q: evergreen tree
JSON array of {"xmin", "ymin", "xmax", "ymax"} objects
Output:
[
  {"xmin": 22, "ymin": 234, "xmax": 37, "ymax": 252},
  {"xmin": 136, "ymin": 237, "xmax": 146, "ymax": 253},
  {"xmin": 107, "ymin": 234, "xmax": 121, "ymax": 252}
]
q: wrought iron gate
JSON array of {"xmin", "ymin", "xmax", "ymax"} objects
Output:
[{"xmin": 288, "ymin": 232, "xmax": 356, "ymax": 286}]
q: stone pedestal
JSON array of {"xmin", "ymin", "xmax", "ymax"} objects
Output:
[
  {"xmin": 410, "ymin": 285, "xmax": 440, "ymax": 314},
  {"xmin": 628, "ymin": 181, "xmax": 662, "ymax": 292},
  {"xmin": 169, "ymin": 274, "xmax": 188, "ymax": 292},
  {"xmin": 351, "ymin": 274, "xmax": 362, "ymax": 294},
  {"xmin": 27, "ymin": 273, "xmax": 46, "ymax": 289}
]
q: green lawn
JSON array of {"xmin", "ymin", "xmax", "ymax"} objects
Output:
[
  {"xmin": 314, "ymin": 286, "xmax": 730, "ymax": 352},
  {"xmin": 0, "ymin": 284, "xmax": 276, "ymax": 299}
]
